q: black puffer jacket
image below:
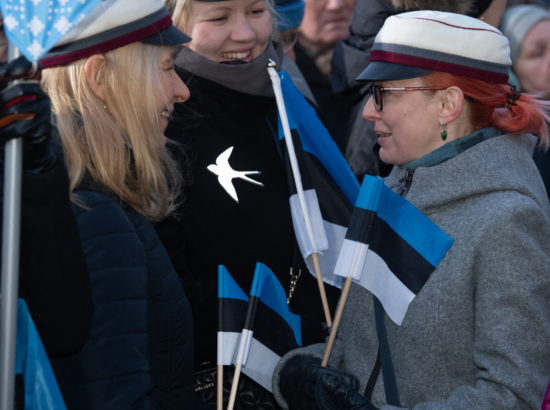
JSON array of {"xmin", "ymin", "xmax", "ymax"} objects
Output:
[{"xmin": 51, "ymin": 190, "xmax": 197, "ymax": 409}]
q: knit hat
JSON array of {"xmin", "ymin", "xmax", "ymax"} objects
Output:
[
  {"xmin": 499, "ymin": 4, "xmax": 550, "ymax": 65},
  {"xmin": 466, "ymin": 0, "xmax": 494, "ymax": 17},
  {"xmin": 357, "ymin": 10, "xmax": 511, "ymax": 84},
  {"xmin": 275, "ymin": 0, "xmax": 305, "ymax": 31},
  {"xmin": 40, "ymin": 0, "xmax": 191, "ymax": 68}
]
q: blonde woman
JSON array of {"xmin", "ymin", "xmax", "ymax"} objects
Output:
[{"xmin": 39, "ymin": 1, "xmax": 204, "ymax": 408}]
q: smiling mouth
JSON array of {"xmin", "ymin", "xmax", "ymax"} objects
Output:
[
  {"xmin": 220, "ymin": 50, "xmax": 251, "ymax": 60},
  {"xmin": 161, "ymin": 109, "xmax": 171, "ymax": 119}
]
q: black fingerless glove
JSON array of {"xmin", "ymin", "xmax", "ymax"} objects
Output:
[{"xmin": 279, "ymin": 355, "xmax": 378, "ymax": 410}]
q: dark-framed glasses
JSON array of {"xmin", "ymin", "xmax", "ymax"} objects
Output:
[{"xmin": 368, "ymin": 82, "xmax": 445, "ymax": 112}]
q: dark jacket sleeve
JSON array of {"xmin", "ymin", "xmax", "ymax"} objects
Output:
[
  {"xmin": 331, "ymin": 0, "xmax": 396, "ymax": 93},
  {"xmin": 1, "ymin": 160, "xmax": 92, "ymax": 356}
]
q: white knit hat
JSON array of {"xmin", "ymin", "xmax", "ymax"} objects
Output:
[
  {"xmin": 40, "ymin": 0, "xmax": 190, "ymax": 68},
  {"xmin": 357, "ymin": 10, "xmax": 512, "ymax": 84}
]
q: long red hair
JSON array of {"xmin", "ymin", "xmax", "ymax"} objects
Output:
[{"xmin": 423, "ymin": 72, "xmax": 550, "ymax": 150}]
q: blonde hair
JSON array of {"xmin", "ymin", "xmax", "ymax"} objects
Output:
[
  {"xmin": 169, "ymin": 0, "xmax": 278, "ymax": 39},
  {"xmin": 41, "ymin": 42, "xmax": 182, "ymax": 221}
]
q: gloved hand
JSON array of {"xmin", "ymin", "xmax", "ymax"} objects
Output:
[
  {"xmin": 279, "ymin": 355, "xmax": 378, "ymax": 410},
  {"xmin": 0, "ymin": 56, "xmax": 54, "ymax": 172}
]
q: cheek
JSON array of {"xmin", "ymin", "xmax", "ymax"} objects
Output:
[{"xmin": 188, "ymin": 27, "xmax": 222, "ymax": 57}]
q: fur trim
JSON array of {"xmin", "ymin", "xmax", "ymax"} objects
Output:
[{"xmin": 391, "ymin": 0, "xmax": 473, "ymax": 14}]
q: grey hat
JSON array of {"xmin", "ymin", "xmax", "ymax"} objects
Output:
[{"xmin": 500, "ymin": 5, "xmax": 550, "ymax": 65}]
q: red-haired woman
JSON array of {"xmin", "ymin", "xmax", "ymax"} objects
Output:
[{"xmin": 272, "ymin": 10, "xmax": 550, "ymax": 410}]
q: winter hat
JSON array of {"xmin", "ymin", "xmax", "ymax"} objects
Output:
[
  {"xmin": 499, "ymin": 4, "xmax": 550, "ymax": 65},
  {"xmin": 466, "ymin": 0, "xmax": 494, "ymax": 18},
  {"xmin": 40, "ymin": 0, "xmax": 190, "ymax": 68},
  {"xmin": 357, "ymin": 10, "xmax": 511, "ymax": 84},
  {"xmin": 391, "ymin": 0, "xmax": 492, "ymax": 17},
  {"xmin": 275, "ymin": 0, "xmax": 305, "ymax": 31}
]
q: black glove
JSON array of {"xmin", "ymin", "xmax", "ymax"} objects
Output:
[
  {"xmin": 0, "ymin": 57, "xmax": 54, "ymax": 172},
  {"xmin": 279, "ymin": 355, "xmax": 378, "ymax": 410}
]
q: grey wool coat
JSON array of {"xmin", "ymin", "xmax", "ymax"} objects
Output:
[{"xmin": 273, "ymin": 132, "xmax": 550, "ymax": 409}]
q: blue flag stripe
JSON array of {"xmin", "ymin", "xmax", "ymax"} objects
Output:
[
  {"xmin": 249, "ymin": 263, "xmax": 302, "ymax": 346},
  {"xmin": 346, "ymin": 209, "xmax": 435, "ymax": 294},
  {"xmin": 218, "ymin": 265, "xmax": 249, "ymax": 302},
  {"xmin": 355, "ymin": 175, "xmax": 453, "ymax": 267},
  {"xmin": 278, "ymin": 70, "xmax": 359, "ymax": 205}
]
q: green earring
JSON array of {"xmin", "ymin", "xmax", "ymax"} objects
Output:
[{"xmin": 440, "ymin": 121, "xmax": 447, "ymax": 141}]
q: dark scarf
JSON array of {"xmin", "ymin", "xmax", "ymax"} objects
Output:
[{"xmin": 174, "ymin": 41, "xmax": 283, "ymax": 97}]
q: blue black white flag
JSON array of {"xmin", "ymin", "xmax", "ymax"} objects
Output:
[
  {"xmin": 334, "ymin": 175, "xmax": 454, "ymax": 325},
  {"xmin": 277, "ymin": 70, "xmax": 360, "ymax": 288},
  {"xmin": 0, "ymin": 0, "xmax": 101, "ymax": 62},
  {"xmin": 234, "ymin": 262, "xmax": 302, "ymax": 392},
  {"xmin": 16, "ymin": 299, "xmax": 66, "ymax": 409},
  {"xmin": 218, "ymin": 265, "xmax": 249, "ymax": 367}
]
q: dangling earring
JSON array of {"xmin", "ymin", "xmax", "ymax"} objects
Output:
[{"xmin": 440, "ymin": 121, "xmax": 447, "ymax": 141}]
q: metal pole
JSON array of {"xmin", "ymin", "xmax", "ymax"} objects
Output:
[{"xmin": 0, "ymin": 45, "xmax": 23, "ymax": 410}]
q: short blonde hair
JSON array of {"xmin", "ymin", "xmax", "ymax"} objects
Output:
[{"xmin": 42, "ymin": 42, "xmax": 182, "ymax": 221}]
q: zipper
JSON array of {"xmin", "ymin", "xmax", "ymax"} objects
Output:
[{"xmin": 398, "ymin": 169, "xmax": 414, "ymax": 196}]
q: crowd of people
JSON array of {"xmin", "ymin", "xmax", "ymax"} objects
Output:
[{"xmin": 1, "ymin": 0, "xmax": 550, "ymax": 409}]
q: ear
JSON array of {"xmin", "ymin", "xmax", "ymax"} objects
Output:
[
  {"xmin": 438, "ymin": 86, "xmax": 465, "ymax": 125},
  {"xmin": 84, "ymin": 54, "xmax": 106, "ymax": 102}
]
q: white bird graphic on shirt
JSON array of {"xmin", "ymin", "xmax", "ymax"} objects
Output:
[{"xmin": 207, "ymin": 146, "xmax": 264, "ymax": 203}]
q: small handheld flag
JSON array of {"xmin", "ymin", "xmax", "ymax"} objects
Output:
[
  {"xmin": 228, "ymin": 262, "xmax": 302, "ymax": 410},
  {"xmin": 334, "ymin": 175, "xmax": 454, "ymax": 325}
]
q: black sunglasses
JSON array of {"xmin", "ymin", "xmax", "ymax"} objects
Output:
[{"xmin": 368, "ymin": 83, "xmax": 445, "ymax": 112}]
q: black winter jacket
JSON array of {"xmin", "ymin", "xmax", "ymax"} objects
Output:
[{"xmin": 52, "ymin": 190, "xmax": 197, "ymax": 409}]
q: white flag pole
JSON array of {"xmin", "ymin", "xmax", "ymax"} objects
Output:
[
  {"xmin": 267, "ymin": 60, "xmax": 332, "ymax": 326},
  {"xmin": 0, "ymin": 45, "xmax": 23, "ymax": 410}
]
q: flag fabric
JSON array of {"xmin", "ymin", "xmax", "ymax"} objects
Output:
[
  {"xmin": 334, "ymin": 175, "xmax": 454, "ymax": 325},
  {"xmin": 218, "ymin": 265, "xmax": 249, "ymax": 367},
  {"xmin": 0, "ymin": 0, "xmax": 102, "ymax": 62},
  {"xmin": 234, "ymin": 262, "xmax": 302, "ymax": 392},
  {"xmin": 277, "ymin": 70, "xmax": 360, "ymax": 288},
  {"xmin": 15, "ymin": 299, "xmax": 66, "ymax": 409}
]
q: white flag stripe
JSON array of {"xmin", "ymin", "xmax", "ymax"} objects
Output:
[
  {"xmin": 234, "ymin": 329, "xmax": 254, "ymax": 366},
  {"xmin": 217, "ymin": 331, "xmax": 241, "ymax": 366},
  {"xmin": 289, "ymin": 189, "xmax": 328, "ymax": 257},
  {"xmin": 305, "ymin": 220, "xmax": 348, "ymax": 288},
  {"xmin": 357, "ymin": 250, "xmax": 415, "ymax": 325},
  {"xmin": 334, "ymin": 239, "xmax": 369, "ymax": 281},
  {"xmin": 241, "ymin": 339, "xmax": 281, "ymax": 393}
]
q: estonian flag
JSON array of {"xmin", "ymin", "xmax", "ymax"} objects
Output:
[
  {"xmin": 277, "ymin": 70, "xmax": 360, "ymax": 288},
  {"xmin": 334, "ymin": 175, "xmax": 454, "ymax": 325},
  {"xmin": 218, "ymin": 265, "xmax": 249, "ymax": 367},
  {"xmin": 15, "ymin": 299, "xmax": 66, "ymax": 409},
  {"xmin": 234, "ymin": 262, "xmax": 302, "ymax": 392}
]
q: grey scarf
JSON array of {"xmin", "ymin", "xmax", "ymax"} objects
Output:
[{"xmin": 175, "ymin": 42, "xmax": 283, "ymax": 97}]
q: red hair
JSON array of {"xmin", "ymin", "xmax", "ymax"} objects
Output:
[{"xmin": 423, "ymin": 72, "xmax": 550, "ymax": 150}]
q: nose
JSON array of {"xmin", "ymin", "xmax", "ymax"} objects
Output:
[
  {"xmin": 326, "ymin": 0, "xmax": 344, "ymax": 11},
  {"xmin": 362, "ymin": 96, "xmax": 379, "ymax": 121},
  {"xmin": 230, "ymin": 16, "xmax": 256, "ymax": 43},
  {"xmin": 172, "ymin": 71, "xmax": 190, "ymax": 103}
]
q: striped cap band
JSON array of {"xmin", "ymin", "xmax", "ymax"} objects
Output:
[
  {"xmin": 40, "ymin": 0, "xmax": 190, "ymax": 68},
  {"xmin": 357, "ymin": 10, "xmax": 511, "ymax": 84}
]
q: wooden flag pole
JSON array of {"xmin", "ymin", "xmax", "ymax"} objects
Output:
[
  {"xmin": 217, "ymin": 364, "xmax": 223, "ymax": 410},
  {"xmin": 312, "ymin": 253, "xmax": 332, "ymax": 327},
  {"xmin": 321, "ymin": 275, "xmax": 352, "ymax": 367},
  {"xmin": 227, "ymin": 362, "xmax": 242, "ymax": 410}
]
